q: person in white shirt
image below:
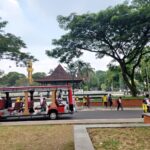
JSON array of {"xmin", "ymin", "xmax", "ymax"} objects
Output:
[{"xmin": 144, "ymin": 94, "xmax": 150, "ymax": 112}]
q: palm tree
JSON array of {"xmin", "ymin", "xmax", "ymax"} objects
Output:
[
  {"xmin": 81, "ymin": 63, "xmax": 94, "ymax": 82},
  {"xmin": 66, "ymin": 60, "xmax": 94, "ymax": 80}
]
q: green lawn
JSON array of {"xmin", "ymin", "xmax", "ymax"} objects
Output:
[{"xmin": 88, "ymin": 127, "xmax": 150, "ymax": 150}]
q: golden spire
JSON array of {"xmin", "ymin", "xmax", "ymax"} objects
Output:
[{"xmin": 27, "ymin": 60, "xmax": 33, "ymax": 85}]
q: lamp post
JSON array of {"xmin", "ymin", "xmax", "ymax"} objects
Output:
[
  {"xmin": 71, "ymin": 69, "xmax": 76, "ymax": 95},
  {"xmin": 146, "ymin": 66, "xmax": 150, "ymax": 95},
  {"xmin": 72, "ymin": 72, "xmax": 75, "ymax": 95}
]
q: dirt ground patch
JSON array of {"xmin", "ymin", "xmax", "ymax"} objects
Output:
[
  {"xmin": 0, "ymin": 125, "xmax": 74, "ymax": 150},
  {"xmin": 88, "ymin": 127, "xmax": 150, "ymax": 150}
]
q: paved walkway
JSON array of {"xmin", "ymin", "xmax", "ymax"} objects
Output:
[
  {"xmin": 0, "ymin": 107, "xmax": 143, "ymax": 126},
  {"xmin": 0, "ymin": 118, "xmax": 143, "ymax": 126},
  {"xmin": 77, "ymin": 106, "xmax": 142, "ymax": 111}
]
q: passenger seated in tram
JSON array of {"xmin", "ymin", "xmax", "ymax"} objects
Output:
[
  {"xmin": 16, "ymin": 97, "xmax": 20, "ymax": 103},
  {"xmin": 56, "ymin": 89, "xmax": 63, "ymax": 105},
  {"xmin": 14, "ymin": 97, "xmax": 21, "ymax": 111},
  {"xmin": 18, "ymin": 97, "xmax": 24, "ymax": 112},
  {"xmin": 28, "ymin": 97, "xmax": 34, "ymax": 113},
  {"xmin": 41, "ymin": 97, "xmax": 47, "ymax": 111},
  {"xmin": 7, "ymin": 97, "xmax": 12, "ymax": 108},
  {"xmin": 0, "ymin": 97, "xmax": 5, "ymax": 110}
]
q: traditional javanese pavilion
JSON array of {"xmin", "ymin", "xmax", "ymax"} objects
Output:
[{"xmin": 35, "ymin": 64, "xmax": 83, "ymax": 87}]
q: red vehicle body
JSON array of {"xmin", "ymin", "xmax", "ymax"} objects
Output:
[{"xmin": 0, "ymin": 85, "xmax": 74, "ymax": 120}]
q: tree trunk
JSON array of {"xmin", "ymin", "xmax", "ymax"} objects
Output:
[{"xmin": 120, "ymin": 63, "xmax": 138, "ymax": 97}]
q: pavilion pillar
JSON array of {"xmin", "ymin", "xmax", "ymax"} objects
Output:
[{"xmin": 23, "ymin": 91, "xmax": 29, "ymax": 115}]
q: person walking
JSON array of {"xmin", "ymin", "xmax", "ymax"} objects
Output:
[
  {"xmin": 75, "ymin": 96, "xmax": 79, "ymax": 107},
  {"xmin": 108, "ymin": 94, "xmax": 113, "ymax": 109},
  {"xmin": 142, "ymin": 94, "xmax": 150, "ymax": 113},
  {"xmin": 86, "ymin": 95, "xmax": 90, "ymax": 108},
  {"xmin": 102, "ymin": 94, "xmax": 108, "ymax": 108},
  {"xmin": 83, "ymin": 96, "xmax": 87, "ymax": 108},
  {"xmin": 117, "ymin": 97, "xmax": 123, "ymax": 111}
]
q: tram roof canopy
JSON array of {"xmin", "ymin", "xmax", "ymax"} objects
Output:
[{"xmin": 0, "ymin": 85, "xmax": 72, "ymax": 93}]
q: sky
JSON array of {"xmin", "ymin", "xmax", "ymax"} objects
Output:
[{"xmin": 0, "ymin": 0, "xmax": 124, "ymax": 76}]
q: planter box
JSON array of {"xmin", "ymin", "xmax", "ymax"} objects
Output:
[
  {"xmin": 113, "ymin": 99, "xmax": 143, "ymax": 107},
  {"xmin": 76, "ymin": 99, "xmax": 143, "ymax": 107},
  {"xmin": 143, "ymin": 113, "xmax": 150, "ymax": 124}
]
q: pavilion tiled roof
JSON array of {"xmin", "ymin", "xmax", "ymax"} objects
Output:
[{"xmin": 36, "ymin": 64, "xmax": 82, "ymax": 82}]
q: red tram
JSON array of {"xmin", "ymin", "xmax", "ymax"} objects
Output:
[{"xmin": 0, "ymin": 85, "xmax": 74, "ymax": 120}]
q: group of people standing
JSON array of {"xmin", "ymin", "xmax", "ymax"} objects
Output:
[
  {"xmin": 76, "ymin": 94, "xmax": 123, "ymax": 110},
  {"xmin": 102, "ymin": 94, "xmax": 123, "ymax": 110},
  {"xmin": 82, "ymin": 95, "xmax": 90, "ymax": 108}
]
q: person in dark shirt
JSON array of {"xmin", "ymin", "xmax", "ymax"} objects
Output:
[
  {"xmin": 86, "ymin": 95, "xmax": 90, "ymax": 108},
  {"xmin": 117, "ymin": 97, "xmax": 123, "ymax": 111},
  {"xmin": 108, "ymin": 94, "xmax": 113, "ymax": 109}
]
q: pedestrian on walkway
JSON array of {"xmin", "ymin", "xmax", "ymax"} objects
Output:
[
  {"xmin": 142, "ymin": 94, "xmax": 150, "ymax": 113},
  {"xmin": 102, "ymin": 94, "xmax": 108, "ymax": 108},
  {"xmin": 117, "ymin": 97, "xmax": 123, "ymax": 111},
  {"xmin": 83, "ymin": 96, "xmax": 87, "ymax": 108},
  {"xmin": 75, "ymin": 96, "xmax": 79, "ymax": 107},
  {"xmin": 108, "ymin": 94, "xmax": 113, "ymax": 109},
  {"xmin": 86, "ymin": 95, "xmax": 90, "ymax": 108}
]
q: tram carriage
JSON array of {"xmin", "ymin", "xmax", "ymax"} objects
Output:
[{"xmin": 0, "ymin": 85, "xmax": 74, "ymax": 120}]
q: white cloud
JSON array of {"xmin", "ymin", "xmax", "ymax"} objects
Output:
[
  {"xmin": 0, "ymin": 57, "xmax": 59, "ymax": 75},
  {"xmin": 0, "ymin": 0, "xmax": 23, "ymax": 29},
  {"xmin": 81, "ymin": 51, "xmax": 112, "ymax": 71},
  {"xmin": 0, "ymin": 0, "xmax": 124, "ymax": 75}
]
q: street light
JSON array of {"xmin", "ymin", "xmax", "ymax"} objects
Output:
[
  {"xmin": 146, "ymin": 66, "xmax": 150, "ymax": 95},
  {"xmin": 70, "ymin": 69, "xmax": 76, "ymax": 95}
]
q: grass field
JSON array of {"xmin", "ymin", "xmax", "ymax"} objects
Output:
[
  {"xmin": 0, "ymin": 125, "xmax": 74, "ymax": 150},
  {"xmin": 88, "ymin": 127, "xmax": 150, "ymax": 150}
]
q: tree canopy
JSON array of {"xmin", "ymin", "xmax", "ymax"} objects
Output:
[
  {"xmin": 0, "ymin": 72, "xmax": 26, "ymax": 86},
  {"xmin": 32, "ymin": 72, "xmax": 46, "ymax": 80},
  {"xmin": 0, "ymin": 18, "xmax": 37, "ymax": 66},
  {"xmin": 46, "ymin": 0, "xmax": 150, "ymax": 96}
]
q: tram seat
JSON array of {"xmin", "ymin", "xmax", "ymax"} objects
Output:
[
  {"xmin": 0, "ymin": 111, "xmax": 4, "ymax": 117},
  {"xmin": 14, "ymin": 102, "xmax": 22, "ymax": 110},
  {"xmin": 28, "ymin": 101, "xmax": 34, "ymax": 109},
  {"xmin": 28, "ymin": 101, "xmax": 34, "ymax": 113},
  {"xmin": 7, "ymin": 107, "xmax": 14, "ymax": 114},
  {"xmin": 0, "ymin": 100, "xmax": 5, "ymax": 110},
  {"xmin": 57, "ymin": 103, "xmax": 65, "ymax": 107},
  {"xmin": 35, "ymin": 105, "xmax": 42, "ymax": 110},
  {"xmin": 7, "ymin": 102, "xmax": 24, "ymax": 114},
  {"xmin": 56, "ymin": 99, "xmax": 65, "ymax": 107}
]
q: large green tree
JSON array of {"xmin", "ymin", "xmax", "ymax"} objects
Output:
[
  {"xmin": 32, "ymin": 72, "xmax": 46, "ymax": 80},
  {"xmin": 0, "ymin": 18, "xmax": 36, "ymax": 66},
  {"xmin": 46, "ymin": 1, "xmax": 150, "ymax": 96},
  {"xmin": 95, "ymin": 70, "xmax": 107, "ymax": 90},
  {"xmin": 66, "ymin": 60, "xmax": 94, "ymax": 80},
  {"xmin": 0, "ymin": 72, "xmax": 26, "ymax": 86},
  {"xmin": 66, "ymin": 60, "xmax": 94, "ymax": 89},
  {"xmin": 139, "ymin": 53, "xmax": 150, "ymax": 92}
]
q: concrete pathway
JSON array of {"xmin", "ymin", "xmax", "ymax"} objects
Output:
[
  {"xmin": 0, "ymin": 118, "xmax": 143, "ymax": 126},
  {"xmin": 77, "ymin": 106, "xmax": 142, "ymax": 111}
]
